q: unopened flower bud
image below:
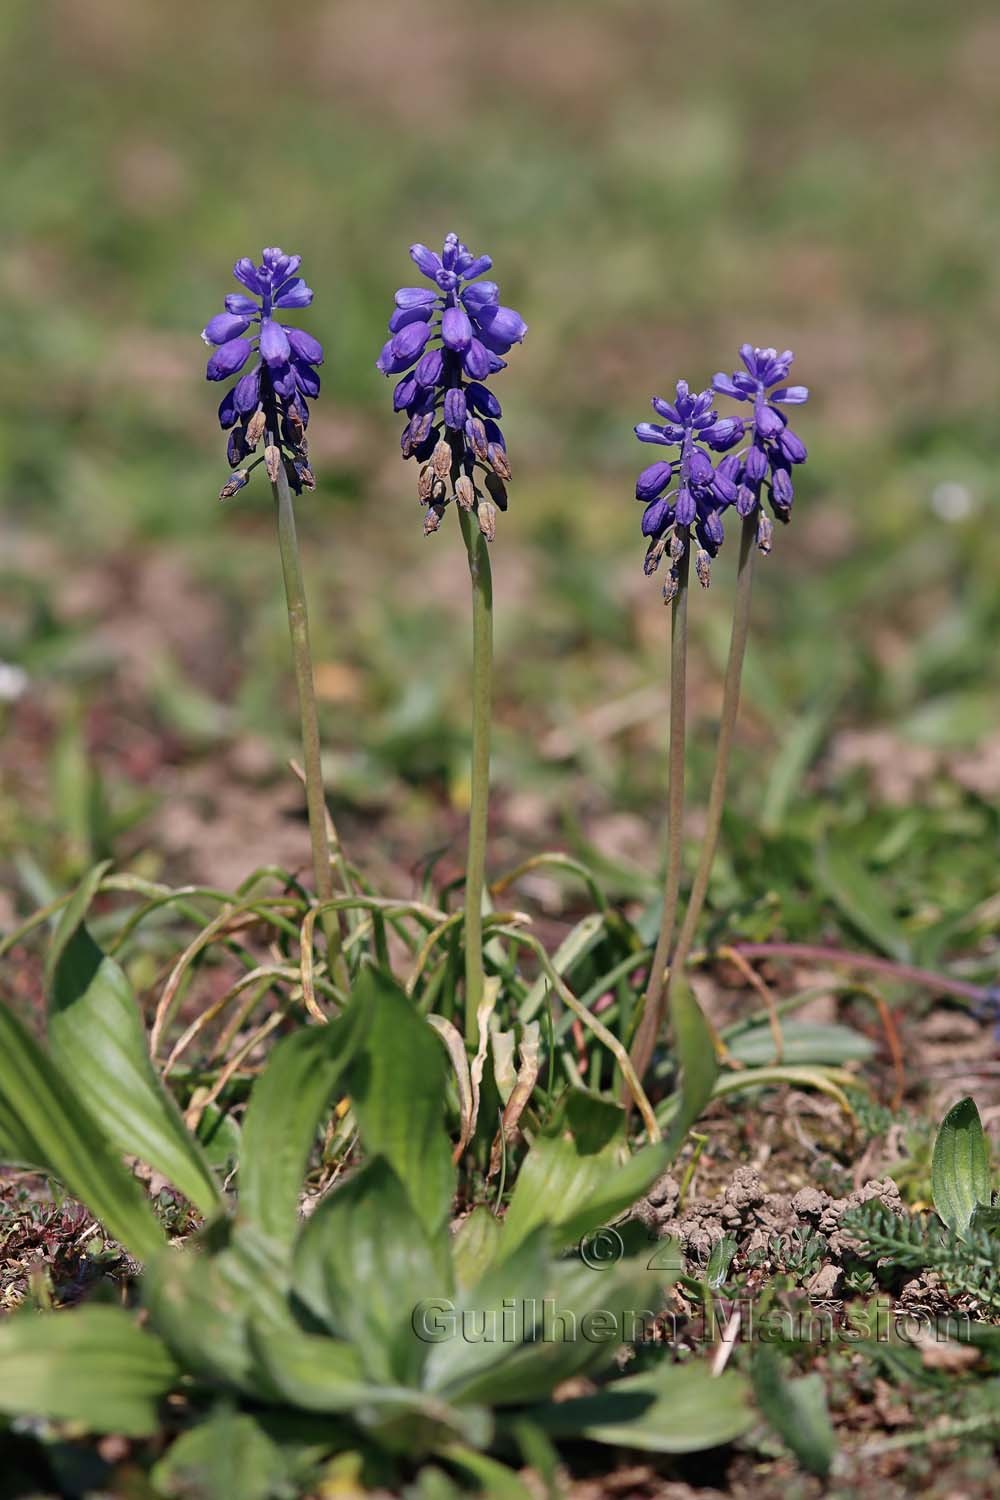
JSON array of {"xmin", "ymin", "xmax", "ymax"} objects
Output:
[
  {"xmin": 477, "ymin": 499, "xmax": 497, "ymax": 542},
  {"xmin": 432, "ymin": 439, "xmax": 452, "ymax": 481},
  {"xmin": 455, "ymin": 475, "xmax": 476, "ymax": 511},
  {"xmin": 423, "ymin": 505, "xmax": 445, "ymax": 535},
  {"xmin": 695, "ymin": 549, "xmax": 712, "ymax": 588},
  {"xmin": 245, "ymin": 408, "xmax": 266, "ymax": 448},
  {"xmin": 756, "ymin": 513, "xmax": 773, "ymax": 554},
  {"xmin": 219, "ymin": 470, "xmax": 248, "ymax": 500},
  {"xmin": 264, "ymin": 445, "xmax": 282, "ymax": 483},
  {"xmin": 466, "ymin": 416, "xmax": 489, "ymax": 462}
]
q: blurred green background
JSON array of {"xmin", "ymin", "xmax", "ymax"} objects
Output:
[{"xmin": 1, "ymin": 0, "xmax": 998, "ymax": 962}]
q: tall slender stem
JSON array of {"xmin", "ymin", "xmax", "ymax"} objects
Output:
[
  {"xmin": 269, "ymin": 432, "xmax": 350, "ymax": 995},
  {"xmin": 667, "ymin": 512, "xmax": 756, "ymax": 990},
  {"xmin": 628, "ymin": 540, "xmax": 690, "ymax": 1089},
  {"xmin": 459, "ymin": 507, "xmax": 494, "ymax": 1047}
]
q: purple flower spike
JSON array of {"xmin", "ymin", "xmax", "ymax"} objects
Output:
[
  {"xmin": 709, "ymin": 343, "xmax": 811, "ymax": 540},
  {"xmin": 201, "ymin": 247, "xmax": 323, "ymax": 497},
  {"xmin": 378, "ymin": 233, "xmax": 526, "ymax": 537},
  {"xmin": 630, "ymin": 375, "xmax": 744, "ymax": 593}
]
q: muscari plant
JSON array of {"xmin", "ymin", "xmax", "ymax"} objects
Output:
[
  {"xmin": 627, "ymin": 347, "xmax": 811, "ymax": 1092},
  {"xmin": 377, "ymin": 232, "xmax": 527, "ymax": 1047},
  {"xmin": 0, "ymin": 912, "xmax": 752, "ymax": 1491},
  {"xmin": 0, "ymin": 238, "xmax": 940, "ymax": 1486}
]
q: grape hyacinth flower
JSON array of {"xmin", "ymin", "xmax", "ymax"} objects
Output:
[
  {"xmin": 634, "ymin": 381, "xmax": 744, "ymax": 597},
  {"xmin": 712, "ymin": 345, "xmax": 809, "ymax": 546},
  {"xmin": 202, "ymin": 247, "xmax": 322, "ymax": 499},
  {"xmin": 628, "ymin": 343, "xmax": 811, "ymax": 1099},
  {"xmin": 377, "ymin": 232, "xmax": 526, "ymax": 540},
  {"xmin": 199, "ymin": 248, "xmax": 350, "ymax": 989}
]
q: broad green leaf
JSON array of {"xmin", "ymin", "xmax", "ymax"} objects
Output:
[
  {"xmin": 501, "ymin": 1093, "xmax": 670, "ymax": 1256},
  {"xmin": 432, "ymin": 1257, "xmax": 667, "ymax": 1409},
  {"xmin": 239, "ymin": 1005, "xmax": 363, "ymax": 1247},
  {"xmin": 727, "ymin": 1020, "xmax": 874, "ymax": 1068},
  {"xmin": 932, "ymin": 1096, "xmax": 992, "ymax": 1239},
  {"xmin": 0, "ymin": 1004, "xmax": 166, "ymax": 1262},
  {"xmin": 294, "ymin": 1157, "xmax": 449, "ymax": 1386},
  {"xmin": 48, "ymin": 915, "xmax": 221, "ymax": 1219},
  {"xmin": 531, "ymin": 1359, "xmax": 751, "ymax": 1453},
  {"xmin": 664, "ymin": 975, "xmax": 718, "ymax": 1159},
  {"xmin": 151, "ymin": 1408, "xmax": 288, "ymax": 1500},
  {"xmin": 753, "ymin": 1346, "xmax": 836, "ymax": 1478},
  {"xmin": 816, "ymin": 835, "xmax": 910, "ymax": 962},
  {"xmin": 0, "ymin": 1305, "xmax": 177, "ymax": 1437},
  {"xmin": 247, "ymin": 1324, "xmax": 490, "ymax": 1453},
  {"xmin": 43, "ymin": 858, "xmax": 111, "ymax": 983},
  {"xmin": 143, "ymin": 1222, "xmax": 292, "ymax": 1396},
  {"xmin": 348, "ymin": 967, "xmax": 455, "ymax": 1239},
  {"xmin": 452, "ymin": 1207, "xmax": 502, "ymax": 1289}
]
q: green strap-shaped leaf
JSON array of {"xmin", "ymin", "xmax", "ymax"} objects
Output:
[
  {"xmin": 663, "ymin": 974, "xmax": 718, "ymax": 1159},
  {"xmin": 347, "ymin": 967, "xmax": 456, "ymax": 1240},
  {"xmin": 753, "ymin": 1346, "xmax": 836, "ymax": 1478},
  {"xmin": 48, "ymin": 912, "xmax": 222, "ymax": 1219},
  {"xmin": 932, "ymin": 1096, "xmax": 992, "ymax": 1239},
  {"xmin": 0, "ymin": 1305, "xmax": 177, "ymax": 1437},
  {"xmin": 0, "ymin": 1004, "xmax": 166, "ymax": 1262},
  {"xmin": 239, "ymin": 1004, "xmax": 365, "ymax": 1246}
]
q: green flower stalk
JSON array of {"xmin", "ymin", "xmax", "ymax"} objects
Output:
[
  {"xmin": 627, "ymin": 348, "xmax": 810, "ymax": 1088},
  {"xmin": 203, "ymin": 246, "xmax": 349, "ymax": 991},
  {"xmin": 377, "ymin": 233, "xmax": 527, "ymax": 1045}
]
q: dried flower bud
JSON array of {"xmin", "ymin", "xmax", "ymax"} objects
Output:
[
  {"xmin": 432, "ymin": 478, "xmax": 447, "ymax": 503},
  {"xmin": 455, "ymin": 475, "xmax": 476, "ymax": 511},
  {"xmin": 488, "ymin": 443, "xmax": 512, "ymax": 481},
  {"xmin": 756, "ymin": 513, "xmax": 773, "ymax": 554},
  {"xmin": 264, "ymin": 445, "xmax": 282, "ymax": 483},
  {"xmin": 695, "ymin": 549, "xmax": 712, "ymax": 588},
  {"xmin": 245, "ymin": 408, "xmax": 266, "ymax": 448},
  {"xmin": 219, "ymin": 470, "xmax": 249, "ymax": 500},
  {"xmin": 417, "ymin": 464, "xmax": 435, "ymax": 503},
  {"xmin": 662, "ymin": 569, "xmax": 680, "ymax": 604},
  {"xmin": 669, "ymin": 532, "xmax": 685, "ymax": 561},
  {"xmin": 477, "ymin": 499, "xmax": 497, "ymax": 542},
  {"xmin": 423, "ymin": 505, "xmax": 445, "ymax": 535},
  {"xmin": 432, "ymin": 439, "xmax": 453, "ymax": 481},
  {"xmin": 643, "ymin": 538, "xmax": 666, "ymax": 576}
]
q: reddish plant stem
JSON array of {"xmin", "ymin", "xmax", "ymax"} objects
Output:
[{"xmin": 730, "ymin": 942, "xmax": 994, "ymax": 1007}]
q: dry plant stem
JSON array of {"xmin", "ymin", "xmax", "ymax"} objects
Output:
[
  {"xmin": 628, "ymin": 540, "xmax": 690, "ymax": 1088},
  {"xmin": 459, "ymin": 506, "xmax": 494, "ymax": 1048},
  {"xmin": 268, "ymin": 433, "xmax": 350, "ymax": 995}
]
